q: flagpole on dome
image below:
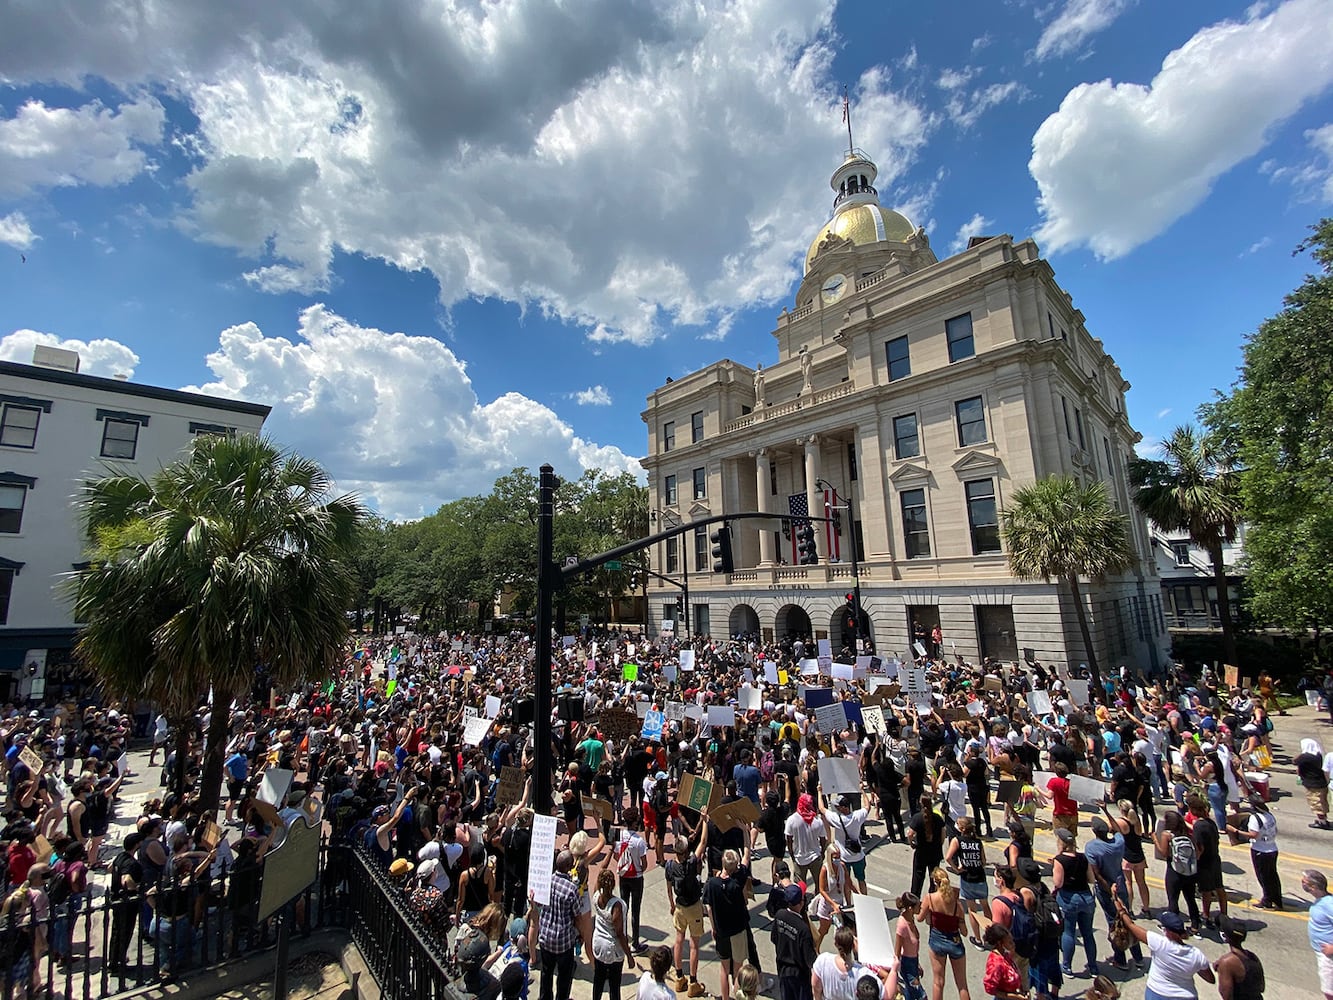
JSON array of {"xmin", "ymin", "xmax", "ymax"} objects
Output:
[{"xmin": 842, "ymin": 85, "xmax": 854, "ymax": 156}]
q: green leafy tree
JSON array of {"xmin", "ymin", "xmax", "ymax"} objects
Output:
[
  {"xmin": 1204, "ymin": 219, "xmax": 1333, "ymax": 661},
  {"xmin": 70, "ymin": 434, "xmax": 365, "ymax": 809},
  {"xmin": 1128, "ymin": 425, "xmax": 1242, "ymax": 667},
  {"xmin": 1000, "ymin": 475, "xmax": 1133, "ymax": 703}
]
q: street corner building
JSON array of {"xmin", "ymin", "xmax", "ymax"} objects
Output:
[{"xmin": 640, "ymin": 145, "xmax": 1171, "ymax": 672}]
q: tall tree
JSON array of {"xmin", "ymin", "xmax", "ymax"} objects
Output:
[
  {"xmin": 1128, "ymin": 425, "xmax": 1242, "ymax": 667},
  {"xmin": 1000, "ymin": 475, "xmax": 1134, "ymax": 703},
  {"xmin": 1203, "ymin": 218, "xmax": 1333, "ymax": 660},
  {"xmin": 70, "ymin": 434, "xmax": 365, "ymax": 810}
]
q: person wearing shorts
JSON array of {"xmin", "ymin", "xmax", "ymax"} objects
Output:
[
  {"xmin": 824, "ymin": 795, "xmax": 869, "ymax": 894},
  {"xmin": 1303, "ymin": 869, "xmax": 1333, "ymax": 999},
  {"xmin": 665, "ymin": 836, "xmax": 707, "ymax": 996}
]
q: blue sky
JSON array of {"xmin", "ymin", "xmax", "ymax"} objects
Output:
[{"xmin": 1, "ymin": 0, "xmax": 1331, "ymax": 518}]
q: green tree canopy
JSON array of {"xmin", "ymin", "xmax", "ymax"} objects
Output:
[
  {"xmin": 1128, "ymin": 425, "xmax": 1241, "ymax": 666},
  {"xmin": 1204, "ymin": 218, "xmax": 1333, "ymax": 652},
  {"xmin": 1000, "ymin": 475, "xmax": 1133, "ymax": 701},
  {"xmin": 70, "ymin": 434, "xmax": 366, "ymax": 808}
]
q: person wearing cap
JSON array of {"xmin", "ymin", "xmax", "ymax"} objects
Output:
[
  {"xmin": 1227, "ymin": 794, "xmax": 1282, "ymax": 909},
  {"xmin": 1085, "ymin": 814, "xmax": 1142, "ymax": 972},
  {"xmin": 771, "ymin": 881, "xmax": 816, "ymax": 1000},
  {"xmin": 824, "ymin": 792, "xmax": 870, "ymax": 895},
  {"xmin": 1111, "ymin": 903, "xmax": 1213, "ymax": 999},
  {"xmin": 1303, "ymin": 869, "xmax": 1333, "ymax": 999},
  {"xmin": 1212, "ymin": 916, "xmax": 1264, "ymax": 1000}
]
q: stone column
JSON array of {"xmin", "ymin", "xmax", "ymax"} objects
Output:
[
  {"xmin": 803, "ymin": 434, "xmax": 825, "ymax": 562},
  {"xmin": 754, "ymin": 448, "xmax": 775, "ymax": 566}
]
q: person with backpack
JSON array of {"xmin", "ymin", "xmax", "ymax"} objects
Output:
[
  {"xmin": 47, "ymin": 841, "xmax": 88, "ymax": 970},
  {"xmin": 1155, "ymin": 810, "xmax": 1202, "ymax": 931},
  {"xmin": 988, "ymin": 866, "xmax": 1036, "ymax": 988},
  {"xmin": 615, "ymin": 807, "xmax": 651, "ymax": 954},
  {"xmin": 665, "ymin": 828, "xmax": 708, "ymax": 997},
  {"xmin": 1, "ymin": 864, "xmax": 49, "ymax": 1000},
  {"xmin": 1017, "ymin": 858, "xmax": 1063, "ymax": 1000},
  {"xmin": 646, "ymin": 771, "xmax": 674, "ymax": 868}
]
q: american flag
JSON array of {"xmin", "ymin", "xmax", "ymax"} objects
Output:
[
  {"xmin": 787, "ymin": 493, "xmax": 809, "ymax": 564},
  {"xmin": 841, "ymin": 87, "xmax": 850, "ymax": 124}
]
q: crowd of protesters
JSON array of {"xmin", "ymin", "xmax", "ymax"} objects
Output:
[{"xmin": 0, "ymin": 626, "xmax": 1322, "ymax": 1000}]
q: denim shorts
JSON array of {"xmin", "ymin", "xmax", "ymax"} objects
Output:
[
  {"xmin": 928, "ymin": 927, "xmax": 965, "ymax": 959},
  {"xmin": 960, "ymin": 878, "xmax": 988, "ymax": 902}
]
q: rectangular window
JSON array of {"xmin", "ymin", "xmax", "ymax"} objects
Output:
[
  {"xmin": 847, "ymin": 442, "xmax": 858, "ymax": 482},
  {"xmin": 1171, "ymin": 542, "xmax": 1191, "ymax": 567},
  {"xmin": 0, "ymin": 405, "xmax": 41, "ymax": 449},
  {"xmin": 769, "ymin": 461, "xmax": 778, "ymax": 497},
  {"xmin": 893, "ymin": 413, "xmax": 920, "ymax": 460},
  {"xmin": 691, "ymin": 411, "xmax": 703, "ymax": 443},
  {"xmin": 901, "ymin": 488, "xmax": 930, "ymax": 559},
  {"xmin": 966, "ymin": 479, "xmax": 1001, "ymax": 554},
  {"xmin": 1061, "ymin": 396, "xmax": 1073, "ymax": 440},
  {"xmin": 692, "ymin": 467, "xmax": 706, "ymax": 500},
  {"xmin": 662, "ymin": 421, "xmax": 675, "ymax": 452},
  {"xmin": 664, "ymin": 474, "xmax": 677, "ymax": 506},
  {"xmin": 100, "ymin": 418, "xmax": 139, "ymax": 460},
  {"xmin": 955, "ymin": 396, "xmax": 987, "ymax": 447},
  {"xmin": 665, "ymin": 537, "xmax": 679, "ymax": 575},
  {"xmin": 1103, "ymin": 437, "xmax": 1114, "ymax": 475},
  {"xmin": 1074, "ymin": 408, "xmax": 1086, "ymax": 449},
  {"xmin": 885, "ymin": 336, "xmax": 910, "ymax": 381},
  {"xmin": 0, "ymin": 568, "xmax": 12, "ymax": 625},
  {"xmin": 945, "ymin": 313, "xmax": 975, "ymax": 362},
  {"xmin": 1048, "ymin": 312, "xmax": 1056, "ymax": 339},
  {"xmin": 693, "ymin": 605, "xmax": 710, "ymax": 636},
  {"xmin": 694, "ymin": 527, "xmax": 708, "ymax": 572},
  {"xmin": 0, "ymin": 485, "xmax": 26, "ymax": 534}
]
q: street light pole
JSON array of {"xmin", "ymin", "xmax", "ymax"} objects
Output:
[
  {"xmin": 817, "ymin": 478, "xmax": 864, "ymax": 655},
  {"xmin": 533, "ymin": 464, "xmax": 557, "ymax": 815}
]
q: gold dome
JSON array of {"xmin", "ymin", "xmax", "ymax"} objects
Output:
[{"xmin": 804, "ymin": 204, "xmax": 916, "ymax": 274}]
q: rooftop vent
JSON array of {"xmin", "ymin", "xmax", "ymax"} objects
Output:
[{"xmin": 32, "ymin": 345, "xmax": 80, "ymax": 374}]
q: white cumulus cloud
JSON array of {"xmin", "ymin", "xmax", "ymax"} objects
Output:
[
  {"xmin": 1034, "ymin": 0, "xmax": 1135, "ymax": 61},
  {"xmin": 0, "ymin": 98, "xmax": 164, "ymax": 197},
  {"xmin": 0, "ymin": 0, "xmax": 935, "ymax": 346},
  {"xmin": 180, "ymin": 305, "xmax": 641, "ymax": 518},
  {"xmin": 574, "ymin": 385, "xmax": 613, "ymax": 406},
  {"xmin": 0, "ymin": 329, "xmax": 140, "ymax": 378},
  {"xmin": 0, "ymin": 213, "xmax": 35, "ymax": 251},
  {"xmin": 949, "ymin": 213, "xmax": 996, "ymax": 253},
  {"xmin": 1030, "ymin": 0, "xmax": 1333, "ymax": 259}
]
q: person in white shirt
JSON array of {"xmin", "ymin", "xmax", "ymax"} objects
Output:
[
  {"xmin": 1113, "ymin": 906, "xmax": 1213, "ymax": 999},
  {"xmin": 785, "ymin": 794, "xmax": 828, "ymax": 886},
  {"xmin": 824, "ymin": 794, "xmax": 870, "ymax": 894},
  {"xmin": 1227, "ymin": 793, "xmax": 1283, "ymax": 909}
]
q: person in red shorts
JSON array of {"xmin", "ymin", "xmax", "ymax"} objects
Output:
[{"xmin": 1040, "ymin": 763, "xmax": 1079, "ymax": 844}]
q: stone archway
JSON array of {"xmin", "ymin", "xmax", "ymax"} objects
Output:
[
  {"xmin": 776, "ymin": 604, "xmax": 813, "ymax": 642},
  {"xmin": 728, "ymin": 604, "xmax": 760, "ymax": 639}
]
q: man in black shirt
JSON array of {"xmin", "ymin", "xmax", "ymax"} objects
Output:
[
  {"xmin": 665, "ymin": 829, "xmax": 708, "ymax": 995},
  {"xmin": 773, "ymin": 746, "xmax": 801, "ymax": 810},
  {"xmin": 1048, "ymin": 733, "xmax": 1079, "ymax": 774},
  {"xmin": 704, "ymin": 848, "xmax": 757, "ymax": 1000},
  {"xmin": 770, "ymin": 884, "xmax": 815, "ymax": 1000},
  {"xmin": 904, "ymin": 748, "xmax": 927, "ymax": 818}
]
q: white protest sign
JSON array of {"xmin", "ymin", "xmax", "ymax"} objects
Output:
[
  {"xmin": 1034, "ymin": 771, "xmax": 1056, "ymax": 791},
  {"xmin": 666, "ymin": 702, "xmax": 686, "ymax": 722},
  {"xmin": 257, "ymin": 768, "xmax": 294, "ymax": 807},
  {"xmin": 627, "ymin": 644, "xmax": 637, "ymax": 659},
  {"xmin": 738, "ymin": 686, "xmax": 762, "ymax": 712},
  {"xmin": 664, "ymin": 662, "xmax": 678, "ymax": 683},
  {"xmin": 1028, "ymin": 690, "xmax": 1053, "ymax": 716},
  {"xmin": 636, "ymin": 700, "xmax": 651, "ymax": 718},
  {"xmin": 462, "ymin": 705, "xmax": 479, "ymax": 722},
  {"xmin": 815, "ymin": 702, "xmax": 848, "ymax": 734},
  {"xmin": 817, "ymin": 656, "xmax": 833, "ymax": 675},
  {"xmin": 1068, "ymin": 775, "xmax": 1107, "ymax": 804},
  {"xmin": 707, "ymin": 705, "xmax": 736, "ymax": 729},
  {"xmin": 818, "ymin": 639, "xmax": 832, "ymax": 658},
  {"xmin": 764, "ymin": 662, "xmax": 780, "ymax": 686},
  {"xmin": 914, "ymin": 697, "xmax": 933, "ymax": 715},
  {"xmin": 853, "ymin": 895, "xmax": 895, "ymax": 967},
  {"xmin": 902, "ymin": 668, "xmax": 929, "ymax": 697},
  {"xmin": 484, "ymin": 695, "xmax": 502, "ymax": 719},
  {"xmin": 855, "ymin": 656, "xmax": 871, "ymax": 672},
  {"xmin": 861, "ymin": 705, "xmax": 886, "ymax": 735},
  {"xmin": 799, "ymin": 659, "xmax": 821, "ymax": 676},
  {"xmin": 832, "ymin": 662, "xmax": 855, "ymax": 681},
  {"xmin": 817, "ymin": 757, "xmax": 862, "ymax": 796},
  {"xmin": 527, "ymin": 814, "xmax": 558, "ymax": 905},
  {"xmin": 884, "ymin": 658, "xmax": 900, "ymax": 679},
  {"xmin": 913, "ymin": 641, "xmax": 927, "ymax": 658},
  {"xmin": 463, "ymin": 716, "xmax": 493, "ymax": 747},
  {"xmin": 1068, "ymin": 679, "xmax": 1090, "ymax": 706},
  {"xmin": 966, "ymin": 700, "xmax": 986, "ymax": 717},
  {"xmin": 679, "ymin": 649, "xmax": 695, "ymax": 672},
  {"xmin": 684, "ymin": 704, "xmax": 706, "ymax": 721}
]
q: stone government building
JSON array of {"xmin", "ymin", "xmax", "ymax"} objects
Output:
[{"xmin": 640, "ymin": 145, "xmax": 1171, "ymax": 673}]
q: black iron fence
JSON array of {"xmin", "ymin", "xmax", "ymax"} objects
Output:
[{"xmin": 0, "ymin": 841, "xmax": 460, "ymax": 1000}]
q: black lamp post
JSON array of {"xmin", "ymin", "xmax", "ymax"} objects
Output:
[{"xmin": 817, "ymin": 477, "xmax": 864, "ymax": 654}]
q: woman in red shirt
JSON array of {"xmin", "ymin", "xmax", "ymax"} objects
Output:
[
  {"xmin": 6, "ymin": 827, "xmax": 36, "ymax": 886},
  {"xmin": 981, "ymin": 924, "xmax": 1028, "ymax": 1000}
]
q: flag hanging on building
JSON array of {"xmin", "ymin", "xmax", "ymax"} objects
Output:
[
  {"xmin": 824, "ymin": 488, "xmax": 841, "ymax": 561},
  {"xmin": 787, "ymin": 493, "xmax": 809, "ymax": 564}
]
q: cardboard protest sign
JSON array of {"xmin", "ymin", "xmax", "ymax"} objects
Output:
[
  {"xmin": 861, "ymin": 705, "xmax": 887, "ymax": 735},
  {"xmin": 939, "ymin": 707, "xmax": 964, "ymax": 723},
  {"xmin": 814, "ymin": 702, "xmax": 848, "ymax": 734},
  {"xmin": 853, "ymin": 895, "xmax": 895, "ymax": 967},
  {"xmin": 679, "ymin": 650, "xmax": 695, "ymax": 672},
  {"xmin": 678, "ymin": 773, "xmax": 721, "ymax": 813},
  {"xmin": 983, "ymin": 675, "xmax": 1003, "ymax": 693},
  {"xmin": 1224, "ymin": 664, "xmax": 1240, "ymax": 687},
  {"xmin": 582, "ymin": 794, "xmax": 613, "ymax": 822},
  {"xmin": 1028, "ymin": 690, "xmax": 1053, "ymax": 716},
  {"xmin": 198, "ymin": 820, "xmax": 224, "ymax": 850},
  {"xmin": 665, "ymin": 701, "xmax": 686, "ymax": 722},
  {"xmin": 496, "ymin": 766, "xmax": 525, "ymax": 806},
  {"xmin": 463, "ymin": 716, "xmax": 493, "ymax": 747},
  {"xmin": 18, "ymin": 744, "xmax": 43, "ymax": 775},
  {"xmin": 600, "ymin": 709, "xmax": 641, "ymax": 741},
  {"xmin": 641, "ymin": 710, "xmax": 665, "ymax": 741},
  {"xmin": 738, "ymin": 686, "xmax": 762, "ymax": 712},
  {"xmin": 710, "ymin": 796, "xmax": 760, "ymax": 832},
  {"xmin": 528, "ymin": 814, "xmax": 558, "ymax": 905},
  {"xmin": 707, "ymin": 705, "xmax": 736, "ymax": 729},
  {"xmin": 817, "ymin": 757, "xmax": 862, "ymax": 796}
]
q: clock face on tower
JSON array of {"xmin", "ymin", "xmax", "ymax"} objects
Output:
[{"xmin": 821, "ymin": 273, "xmax": 848, "ymax": 304}]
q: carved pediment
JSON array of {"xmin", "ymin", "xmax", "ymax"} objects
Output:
[
  {"xmin": 888, "ymin": 461, "xmax": 930, "ymax": 485},
  {"xmin": 688, "ymin": 500, "xmax": 712, "ymax": 518},
  {"xmin": 659, "ymin": 508, "xmax": 682, "ymax": 528},
  {"xmin": 952, "ymin": 448, "xmax": 1003, "ymax": 475}
]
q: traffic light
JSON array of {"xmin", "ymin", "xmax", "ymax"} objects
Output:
[
  {"xmin": 710, "ymin": 524, "xmax": 734, "ymax": 574},
  {"xmin": 845, "ymin": 592, "xmax": 857, "ymax": 630},
  {"xmin": 796, "ymin": 522, "xmax": 818, "ymax": 565}
]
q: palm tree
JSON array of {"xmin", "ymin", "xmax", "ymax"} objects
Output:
[
  {"xmin": 1001, "ymin": 475, "xmax": 1133, "ymax": 704},
  {"xmin": 69, "ymin": 434, "xmax": 366, "ymax": 810},
  {"xmin": 1129, "ymin": 425, "xmax": 1242, "ymax": 668}
]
